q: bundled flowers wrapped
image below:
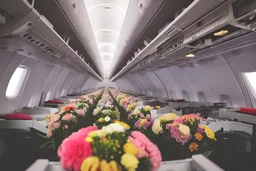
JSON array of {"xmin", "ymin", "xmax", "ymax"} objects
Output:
[
  {"xmin": 2, "ymin": 113, "xmax": 32, "ymax": 120},
  {"xmin": 151, "ymin": 113, "xmax": 216, "ymax": 160},
  {"xmin": 58, "ymin": 122, "xmax": 162, "ymax": 171},
  {"xmin": 237, "ymin": 107, "xmax": 256, "ymax": 115}
]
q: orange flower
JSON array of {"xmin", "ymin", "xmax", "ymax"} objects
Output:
[
  {"xmin": 64, "ymin": 106, "xmax": 76, "ymax": 111},
  {"xmin": 194, "ymin": 133, "xmax": 203, "ymax": 141},
  {"xmin": 189, "ymin": 142, "xmax": 199, "ymax": 152}
]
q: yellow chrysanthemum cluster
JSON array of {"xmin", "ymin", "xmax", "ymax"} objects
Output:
[
  {"xmin": 81, "ymin": 157, "xmax": 121, "ymax": 171},
  {"xmin": 121, "ymin": 142, "xmax": 139, "ymax": 171},
  {"xmin": 126, "ymin": 102, "xmax": 137, "ymax": 112},
  {"xmin": 152, "ymin": 113, "xmax": 179, "ymax": 135}
]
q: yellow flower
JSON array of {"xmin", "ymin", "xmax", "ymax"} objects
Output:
[
  {"xmin": 155, "ymin": 106, "xmax": 161, "ymax": 109},
  {"xmin": 133, "ymin": 108, "xmax": 140, "ymax": 115},
  {"xmin": 109, "ymin": 161, "xmax": 119, "ymax": 171},
  {"xmin": 178, "ymin": 124, "xmax": 190, "ymax": 135},
  {"xmin": 124, "ymin": 143, "xmax": 137, "ymax": 155},
  {"xmin": 144, "ymin": 105, "xmax": 153, "ymax": 111},
  {"xmin": 139, "ymin": 119, "xmax": 147, "ymax": 128},
  {"xmin": 81, "ymin": 157, "xmax": 100, "ymax": 171},
  {"xmin": 98, "ymin": 118, "xmax": 104, "ymax": 123},
  {"xmin": 121, "ymin": 153, "xmax": 139, "ymax": 171},
  {"xmin": 189, "ymin": 142, "xmax": 199, "ymax": 152},
  {"xmin": 152, "ymin": 118, "xmax": 163, "ymax": 135},
  {"xmin": 88, "ymin": 130, "xmax": 98, "ymax": 138},
  {"xmin": 160, "ymin": 113, "xmax": 179, "ymax": 121},
  {"xmin": 194, "ymin": 133, "xmax": 203, "ymax": 141},
  {"xmin": 200, "ymin": 125, "xmax": 216, "ymax": 140},
  {"xmin": 85, "ymin": 137, "xmax": 94, "ymax": 143},
  {"xmin": 115, "ymin": 121, "xmax": 130, "ymax": 129}
]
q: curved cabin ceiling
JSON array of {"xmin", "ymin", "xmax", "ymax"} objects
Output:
[{"xmin": 84, "ymin": 0, "xmax": 130, "ymax": 78}]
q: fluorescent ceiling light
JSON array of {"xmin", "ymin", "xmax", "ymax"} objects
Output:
[
  {"xmin": 84, "ymin": 0, "xmax": 130, "ymax": 75},
  {"xmin": 88, "ymin": 4, "xmax": 125, "ymax": 13},
  {"xmin": 185, "ymin": 53, "xmax": 195, "ymax": 58},
  {"xmin": 98, "ymin": 43, "xmax": 116, "ymax": 48}
]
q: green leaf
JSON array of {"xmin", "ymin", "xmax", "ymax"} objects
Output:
[{"xmin": 40, "ymin": 141, "xmax": 52, "ymax": 148}]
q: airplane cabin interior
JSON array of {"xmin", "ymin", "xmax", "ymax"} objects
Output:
[{"xmin": 0, "ymin": 0, "xmax": 256, "ymax": 171}]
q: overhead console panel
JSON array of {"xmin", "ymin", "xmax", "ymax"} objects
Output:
[
  {"xmin": 111, "ymin": 0, "xmax": 256, "ymax": 80},
  {"xmin": 0, "ymin": 0, "xmax": 102, "ymax": 80},
  {"xmin": 56, "ymin": 0, "xmax": 105, "ymax": 78}
]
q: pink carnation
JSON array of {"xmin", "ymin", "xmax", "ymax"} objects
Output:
[
  {"xmin": 130, "ymin": 131, "xmax": 162, "ymax": 171},
  {"xmin": 58, "ymin": 126, "xmax": 98, "ymax": 171},
  {"xmin": 62, "ymin": 113, "xmax": 76, "ymax": 121},
  {"xmin": 76, "ymin": 109, "xmax": 85, "ymax": 116},
  {"xmin": 169, "ymin": 123, "xmax": 191, "ymax": 145}
]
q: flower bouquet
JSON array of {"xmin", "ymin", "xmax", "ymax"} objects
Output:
[
  {"xmin": 58, "ymin": 122, "xmax": 162, "ymax": 171},
  {"xmin": 93, "ymin": 108, "xmax": 119, "ymax": 128},
  {"xmin": 128, "ymin": 106, "xmax": 153, "ymax": 129},
  {"xmin": 152, "ymin": 113, "xmax": 216, "ymax": 161}
]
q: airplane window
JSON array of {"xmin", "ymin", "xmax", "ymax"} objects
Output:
[
  {"xmin": 243, "ymin": 72, "xmax": 256, "ymax": 97},
  {"xmin": 6, "ymin": 65, "xmax": 28, "ymax": 99}
]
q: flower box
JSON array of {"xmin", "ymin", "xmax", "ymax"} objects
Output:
[
  {"xmin": 26, "ymin": 155, "xmax": 224, "ymax": 171},
  {"xmin": 0, "ymin": 120, "xmax": 47, "ymax": 133},
  {"xmin": 218, "ymin": 109, "xmax": 256, "ymax": 124}
]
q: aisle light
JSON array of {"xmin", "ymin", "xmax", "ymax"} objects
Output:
[
  {"xmin": 185, "ymin": 53, "xmax": 195, "ymax": 58},
  {"xmin": 214, "ymin": 30, "xmax": 228, "ymax": 37}
]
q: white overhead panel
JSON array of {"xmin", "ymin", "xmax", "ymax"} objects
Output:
[{"xmin": 84, "ymin": 0, "xmax": 130, "ymax": 78}]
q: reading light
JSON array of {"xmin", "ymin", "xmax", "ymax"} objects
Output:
[
  {"xmin": 185, "ymin": 53, "xmax": 195, "ymax": 58},
  {"xmin": 214, "ymin": 30, "xmax": 228, "ymax": 37}
]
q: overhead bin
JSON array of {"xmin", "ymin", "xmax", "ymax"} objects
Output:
[
  {"xmin": 0, "ymin": 0, "xmax": 102, "ymax": 80},
  {"xmin": 111, "ymin": 0, "xmax": 256, "ymax": 81}
]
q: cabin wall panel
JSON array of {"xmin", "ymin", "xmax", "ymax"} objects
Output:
[
  {"xmin": 223, "ymin": 48, "xmax": 256, "ymax": 107},
  {"xmin": 19, "ymin": 59, "xmax": 54, "ymax": 108},
  {"xmin": 0, "ymin": 53, "xmax": 27, "ymax": 113},
  {"xmin": 166, "ymin": 67, "xmax": 196, "ymax": 101},
  {"xmin": 126, "ymin": 75, "xmax": 140, "ymax": 93},
  {"xmin": 66, "ymin": 74, "xmax": 80, "ymax": 95},
  {"xmin": 59, "ymin": 71, "xmax": 76, "ymax": 96},
  {"xmin": 181, "ymin": 66, "xmax": 214, "ymax": 102},
  {"xmin": 147, "ymin": 71, "xmax": 167, "ymax": 98},
  {"xmin": 0, "ymin": 51, "xmax": 15, "ymax": 84},
  {"xmin": 138, "ymin": 73, "xmax": 157, "ymax": 97},
  {"xmin": 132, "ymin": 74, "xmax": 148, "ymax": 95},
  {"xmin": 52, "ymin": 68, "xmax": 71, "ymax": 98},
  {"xmin": 155, "ymin": 68, "xmax": 181, "ymax": 99},
  {"xmin": 83, "ymin": 77, "xmax": 98, "ymax": 90},
  {"xmin": 70, "ymin": 75, "xmax": 88, "ymax": 94},
  {"xmin": 41, "ymin": 66, "xmax": 63, "ymax": 103},
  {"xmin": 117, "ymin": 77, "xmax": 136, "ymax": 92},
  {"xmin": 196, "ymin": 57, "xmax": 245, "ymax": 107}
]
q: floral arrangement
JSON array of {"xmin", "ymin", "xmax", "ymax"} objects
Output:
[
  {"xmin": 128, "ymin": 106, "xmax": 154, "ymax": 131},
  {"xmin": 2, "ymin": 113, "xmax": 32, "ymax": 120},
  {"xmin": 237, "ymin": 107, "xmax": 256, "ymax": 115},
  {"xmin": 58, "ymin": 122, "xmax": 162, "ymax": 171},
  {"xmin": 45, "ymin": 90, "xmax": 103, "ymax": 148},
  {"xmin": 92, "ymin": 91, "xmax": 119, "ymax": 128},
  {"xmin": 151, "ymin": 113, "xmax": 216, "ymax": 160}
]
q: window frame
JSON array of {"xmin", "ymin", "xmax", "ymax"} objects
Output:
[
  {"xmin": 242, "ymin": 72, "xmax": 256, "ymax": 98},
  {"xmin": 5, "ymin": 65, "xmax": 29, "ymax": 99}
]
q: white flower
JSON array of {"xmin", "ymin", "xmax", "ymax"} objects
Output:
[
  {"xmin": 133, "ymin": 108, "xmax": 140, "ymax": 115},
  {"xmin": 93, "ymin": 107, "xmax": 102, "ymax": 116},
  {"xmin": 103, "ymin": 123, "xmax": 126, "ymax": 134},
  {"xmin": 104, "ymin": 116, "xmax": 111, "ymax": 122}
]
